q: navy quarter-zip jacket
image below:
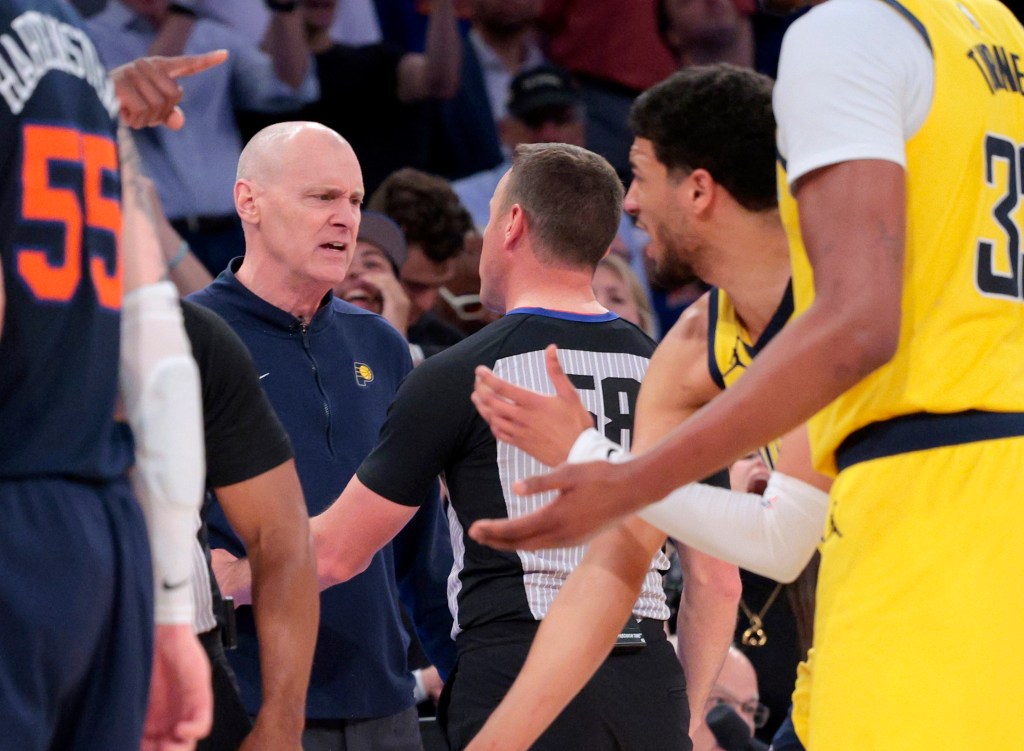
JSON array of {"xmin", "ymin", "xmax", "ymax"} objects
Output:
[{"xmin": 190, "ymin": 260, "xmax": 455, "ymax": 720}]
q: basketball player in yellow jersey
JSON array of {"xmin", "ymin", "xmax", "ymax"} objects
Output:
[
  {"xmin": 464, "ymin": 65, "xmax": 831, "ymax": 751},
  {"xmin": 469, "ymin": 1, "xmax": 1024, "ymax": 748}
]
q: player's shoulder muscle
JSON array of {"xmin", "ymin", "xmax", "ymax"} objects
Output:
[{"xmin": 635, "ymin": 292, "xmax": 719, "ymax": 447}]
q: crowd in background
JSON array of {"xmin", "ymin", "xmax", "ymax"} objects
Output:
[
  {"xmin": 63, "ymin": 1, "xmax": 846, "ymax": 747},
  {"xmin": 50, "ymin": 1, "xmax": 1024, "ymax": 748},
  {"xmin": 73, "ymin": 0, "xmax": 805, "ymax": 345}
]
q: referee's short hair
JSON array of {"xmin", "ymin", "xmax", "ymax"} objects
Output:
[{"xmin": 502, "ymin": 143, "xmax": 624, "ymax": 270}]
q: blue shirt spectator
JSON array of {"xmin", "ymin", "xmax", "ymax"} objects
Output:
[
  {"xmin": 87, "ymin": 1, "xmax": 318, "ymax": 273},
  {"xmin": 454, "ymin": 64, "xmax": 656, "ymax": 330}
]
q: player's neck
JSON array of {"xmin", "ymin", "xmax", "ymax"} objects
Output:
[{"xmin": 712, "ymin": 219, "xmax": 792, "ymax": 340}]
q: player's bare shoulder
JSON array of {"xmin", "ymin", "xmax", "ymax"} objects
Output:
[
  {"xmin": 665, "ymin": 292, "xmax": 712, "ymax": 348},
  {"xmin": 656, "ymin": 292, "xmax": 719, "ymax": 403},
  {"xmin": 635, "ymin": 292, "xmax": 720, "ymax": 447}
]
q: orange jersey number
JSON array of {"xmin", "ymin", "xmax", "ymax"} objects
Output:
[{"xmin": 17, "ymin": 124, "xmax": 122, "ymax": 309}]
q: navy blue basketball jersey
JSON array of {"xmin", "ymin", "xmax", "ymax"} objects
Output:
[{"xmin": 0, "ymin": 0, "xmax": 131, "ymax": 480}]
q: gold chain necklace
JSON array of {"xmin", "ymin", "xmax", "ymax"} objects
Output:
[{"xmin": 739, "ymin": 582, "xmax": 784, "ymax": 647}]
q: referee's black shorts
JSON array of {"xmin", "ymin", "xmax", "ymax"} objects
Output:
[{"xmin": 438, "ymin": 618, "xmax": 691, "ymax": 751}]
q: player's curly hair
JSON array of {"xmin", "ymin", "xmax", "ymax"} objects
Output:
[
  {"xmin": 629, "ymin": 63, "xmax": 777, "ymax": 211},
  {"xmin": 368, "ymin": 168, "xmax": 473, "ymax": 264}
]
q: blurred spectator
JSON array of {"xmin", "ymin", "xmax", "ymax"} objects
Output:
[
  {"xmin": 593, "ymin": 254, "xmax": 657, "ymax": 339},
  {"xmin": 241, "ymin": 0, "xmax": 461, "ymax": 196},
  {"xmin": 466, "ymin": 0, "xmax": 545, "ymax": 125},
  {"xmin": 453, "ymin": 64, "xmax": 582, "ymax": 228},
  {"xmin": 373, "ymin": 0, "xmax": 465, "ymax": 51},
  {"xmin": 658, "ymin": 0, "xmax": 755, "ymax": 68},
  {"xmin": 424, "ymin": 0, "xmax": 545, "ymax": 181},
  {"xmin": 433, "ymin": 229, "xmax": 501, "ymax": 337},
  {"xmin": 208, "ymin": 0, "xmax": 383, "ymax": 47},
  {"xmin": 538, "ymin": 0, "xmax": 676, "ymax": 183},
  {"xmin": 334, "ymin": 211, "xmax": 413, "ymax": 337},
  {"xmin": 369, "ymin": 168, "xmax": 474, "ymax": 359},
  {"xmin": 87, "ymin": 0, "xmax": 318, "ymax": 277},
  {"xmin": 139, "ymin": 177, "xmax": 214, "ymax": 296},
  {"xmin": 692, "ymin": 646, "xmax": 768, "ymax": 751},
  {"xmin": 326, "ymin": 0, "xmax": 383, "ymax": 43}
]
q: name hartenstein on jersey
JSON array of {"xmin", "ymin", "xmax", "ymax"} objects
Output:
[{"xmin": 0, "ymin": 11, "xmax": 117, "ymax": 118}]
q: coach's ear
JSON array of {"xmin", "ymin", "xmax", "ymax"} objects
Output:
[{"xmin": 234, "ymin": 179, "xmax": 259, "ymax": 226}]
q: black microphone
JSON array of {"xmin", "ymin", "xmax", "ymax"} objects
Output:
[{"xmin": 706, "ymin": 704, "xmax": 769, "ymax": 751}]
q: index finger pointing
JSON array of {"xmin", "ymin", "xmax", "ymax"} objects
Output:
[{"xmin": 159, "ymin": 50, "xmax": 229, "ymax": 79}]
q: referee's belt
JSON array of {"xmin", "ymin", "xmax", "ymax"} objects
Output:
[
  {"xmin": 835, "ymin": 409, "xmax": 1024, "ymax": 472},
  {"xmin": 171, "ymin": 214, "xmax": 239, "ymax": 235},
  {"xmin": 455, "ymin": 617, "xmax": 665, "ymax": 655}
]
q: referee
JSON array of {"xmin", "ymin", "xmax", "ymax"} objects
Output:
[{"xmin": 305, "ymin": 143, "xmax": 692, "ymax": 750}]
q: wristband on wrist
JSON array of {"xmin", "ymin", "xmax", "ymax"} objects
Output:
[
  {"xmin": 167, "ymin": 239, "xmax": 190, "ymax": 272},
  {"xmin": 412, "ymin": 669, "xmax": 427, "ymax": 704},
  {"xmin": 567, "ymin": 428, "xmax": 629, "ymax": 464},
  {"xmin": 266, "ymin": 0, "xmax": 298, "ymax": 12}
]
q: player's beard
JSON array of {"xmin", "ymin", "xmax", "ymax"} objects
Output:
[{"xmin": 649, "ymin": 227, "xmax": 700, "ymax": 290}]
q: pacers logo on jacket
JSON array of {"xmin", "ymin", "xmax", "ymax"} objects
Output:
[{"xmin": 354, "ymin": 362, "xmax": 374, "ymax": 386}]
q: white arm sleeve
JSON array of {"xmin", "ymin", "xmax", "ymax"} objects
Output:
[
  {"xmin": 566, "ymin": 429, "xmax": 828, "ymax": 582},
  {"xmin": 636, "ymin": 474, "xmax": 827, "ymax": 583},
  {"xmin": 774, "ymin": 0, "xmax": 933, "ymax": 185},
  {"xmin": 120, "ymin": 281, "xmax": 205, "ymax": 625}
]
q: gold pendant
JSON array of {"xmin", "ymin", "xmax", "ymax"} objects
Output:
[{"xmin": 741, "ymin": 615, "xmax": 767, "ymax": 647}]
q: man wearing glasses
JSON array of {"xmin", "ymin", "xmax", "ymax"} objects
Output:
[{"xmin": 692, "ymin": 646, "xmax": 769, "ymax": 751}]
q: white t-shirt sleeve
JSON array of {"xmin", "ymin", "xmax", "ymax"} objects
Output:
[{"xmin": 774, "ymin": 0, "xmax": 934, "ymax": 186}]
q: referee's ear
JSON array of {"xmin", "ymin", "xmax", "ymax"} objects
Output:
[{"xmin": 505, "ymin": 203, "xmax": 527, "ymax": 251}]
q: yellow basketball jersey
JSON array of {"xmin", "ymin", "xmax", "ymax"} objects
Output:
[
  {"xmin": 779, "ymin": 0, "xmax": 1024, "ymax": 475},
  {"xmin": 707, "ymin": 284, "xmax": 794, "ymax": 468}
]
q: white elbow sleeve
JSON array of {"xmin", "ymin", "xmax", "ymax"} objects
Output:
[
  {"xmin": 636, "ymin": 472, "xmax": 829, "ymax": 583},
  {"xmin": 120, "ymin": 281, "xmax": 204, "ymax": 624}
]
